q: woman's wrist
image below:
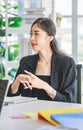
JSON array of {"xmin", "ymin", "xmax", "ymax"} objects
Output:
[
  {"xmin": 49, "ymin": 89, "xmax": 56, "ymax": 99},
  {"xmin": 43, "ymin": 82, "xmax": 56, "ymax": 99},
  {"xmin": 11, "ymin": 79, "xmax": 20, "ymax": 94}
]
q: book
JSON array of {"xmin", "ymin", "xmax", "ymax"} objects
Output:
[
  {"xmin": 38, "ymin": 107, "xmax": 83, "ymax": 126},
  {"xmin": 51, "ymin": 112, "xmax": 83, "ymax": 130}
]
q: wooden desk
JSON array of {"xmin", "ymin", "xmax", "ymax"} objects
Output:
[{"xmin": 0, "ymin": 97, "xmax": 83, "ymax": 130}]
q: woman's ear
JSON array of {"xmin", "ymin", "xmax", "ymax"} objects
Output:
[{"xmin": 50, "ymin": 36, "xmax": 54, "ymax": 41}]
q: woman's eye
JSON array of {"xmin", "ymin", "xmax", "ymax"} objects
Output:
[
  {"xmin": 35, "ymin": 33, "xmax": 39, "ymax": 35},
  {"xmin": 29, "ymin": 32, "xmax": 40, "ymax": 36},
  {"xmin": 30, "ymin": 33, "xmax": 32, "ymax": 36}
]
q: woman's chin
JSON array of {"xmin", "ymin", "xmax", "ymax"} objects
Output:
[{"xmin": 32, "ymin": 47, "xmax": 39, "ymax": 51}]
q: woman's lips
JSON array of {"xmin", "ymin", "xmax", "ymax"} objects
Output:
[{"xmin": 31, "ymin": 43, "xmax": 37, "ymax": 47}]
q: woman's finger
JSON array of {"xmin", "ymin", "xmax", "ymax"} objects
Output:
[
  {"xmin": 24, "ymin": 70, "xmax": 35, "ymax": 79},
  {"xmin": 21, "ymin": 80, "xmax": 32, "ymax": 90},
  {"xmin": 21, "ymin": 82, "xmax": 28, "ymax": 89}
]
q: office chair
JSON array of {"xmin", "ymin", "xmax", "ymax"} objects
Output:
[{"xmin": 74, "ymin": 64, "xmax": 82, "ymax": 103}]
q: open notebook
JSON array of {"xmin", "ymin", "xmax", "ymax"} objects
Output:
[{"xmin": 0, "ymin": 79, "xmax": 8, "ymax": 115}]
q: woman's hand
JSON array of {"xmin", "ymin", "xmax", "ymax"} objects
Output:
[
  {"xmin": 22, "ymin": 70, "xmax": 46, "ymax": 90},
  {"xmin": 11, "ymin": 70, "xmax": 56, "ymax": 99},
  {"xmin": 15, "ymin": 73, "xmax": 32, "ymax": 89},
  {"xmin": 23, "ymin": 70, "xmax": 56, "ymax": 99},
  {"xmin": 11, "ymin": 72, "xmax": 33, "ymax": 94}
]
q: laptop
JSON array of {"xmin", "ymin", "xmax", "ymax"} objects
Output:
[{"xmin": 0, "ymin": 79, "xmax": 8, "ymax": 115}]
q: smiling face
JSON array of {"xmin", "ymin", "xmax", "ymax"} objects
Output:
[{"xmin": 30, "ymin": 24, "xmax": 52, "ymax": 52}]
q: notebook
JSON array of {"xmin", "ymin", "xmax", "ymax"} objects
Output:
[
  {"xmin": 38, "ymin": 108, "xmax": 83, "ymax": 126},
  {"xmin": 51, "ymin": 112, "xmax": 83, "ymax": 130},
  {"xmin": 0, "ymin": 79, "xmax": 9, "ymax": 115}
]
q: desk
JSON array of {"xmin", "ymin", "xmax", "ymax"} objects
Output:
[{"xmin": 0, "ymin": 97, "xmax": 83, "ymax": 130}]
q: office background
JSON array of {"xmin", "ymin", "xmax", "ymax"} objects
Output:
[{"xmin": 0, "ymin": 0, "xmax": 83, "ymax": 103}]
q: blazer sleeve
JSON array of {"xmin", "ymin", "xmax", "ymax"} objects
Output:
[
  {"xmin": 55, "ymin": 57, "xmax": 76, "ymax": 102},
  {"xmin": 7, "ymin": 58, "xmax": 26, "ymax": 96}
]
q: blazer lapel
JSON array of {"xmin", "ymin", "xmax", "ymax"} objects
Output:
[
  {"xmin": 24, "ymin": 54, "xmax": 39, "ymax": 74},
  {"xmin": 51, "ymin": 53, "xmax": 59, "ymax": 89}
]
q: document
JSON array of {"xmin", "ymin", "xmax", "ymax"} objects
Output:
[{"xmin": 4, "ymin": 96, "xmax": 37, "ymax": 105}]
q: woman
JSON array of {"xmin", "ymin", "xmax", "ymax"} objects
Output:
[{"xmin": 7, "ymin": 17, "xmax": 76, "ymax": 102}]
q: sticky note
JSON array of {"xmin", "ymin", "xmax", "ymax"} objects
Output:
[
  {"xmin": 9, "ymin": 114, "xmax": 27, "ymax": 119},
  {"xmin": 22, "ymin": 112, "xmax": 37, "ymax": 118}
]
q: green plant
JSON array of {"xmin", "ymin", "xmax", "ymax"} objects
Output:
[
  {"xmin": 0, "ymin": 2, "xmax": 22, "ymax": 79},
  {"xmin": 8, "ymin": 68, "xmax": 17, "ymax": 79},
  {"xmin": 8, "ymin": 44, "xmax": 19, "ymax": 61},
  {"xmin": 0, "ymin": 41, "xmax": 6, "ymax": 57},
  {"xmin": 0, "ymin": 57, "xmax": 5, "ymax": 78},
  {"xmin": 0, "ymin": 2, "xmax": 23, "ymax": 37},
  {"xmin": 0, "ymin": 42, "xmax": 5, "ymax": 78}
]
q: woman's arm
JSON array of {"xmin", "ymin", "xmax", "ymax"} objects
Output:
[
  {"xmin": 55, "ymin": 58, "xmax": 76, "ymax": 102},
  {"xmin": 7, "ymin": 57, "xmax": 30, "ymax": 96}
]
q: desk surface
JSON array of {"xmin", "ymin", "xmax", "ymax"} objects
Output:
[{"xmin": 0, "ymin": 97, "xmax": 83, "ymax": 130}]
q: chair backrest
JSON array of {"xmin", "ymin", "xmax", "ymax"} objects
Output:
[{"xmin": 74, "ymin": 64, "xmax": 82, "ymax": 103}]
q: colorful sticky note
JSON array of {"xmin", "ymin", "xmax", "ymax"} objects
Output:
[
  {"xmin": 9, "ymin": 114, "xmax": 27, "ymax": 119},
  {"xmin": 22, "ymin": 112, "xmax": 37, "ymax": 118}
]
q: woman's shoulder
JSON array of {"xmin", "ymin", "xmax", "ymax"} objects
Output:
[
  {"xmin": 54, "ymin": 52, "xmax": 74, "ymax": 62},
  {"xmin": 59, "ymin": 54, "xmax": 75, "ymax": 62},
  {"xmin": 58, "ymin": 54, "xmax": 75, "ymax": 67},
  {"xmin": 20, "ymin": 54, "xmax": 39, "ymax": 63},
  {"xmin": 53, "ymin": 53, "xmax": 75, "ymax": 68}
]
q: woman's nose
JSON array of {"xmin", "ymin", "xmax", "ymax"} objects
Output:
[{"xmin": 30, "ymin": 34, "xmax": 35, "ymax": 41}]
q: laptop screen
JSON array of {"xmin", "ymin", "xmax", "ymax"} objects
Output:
[{"xmin": 0, "ymin": 79, "xmax": 8, "ymax": 114}]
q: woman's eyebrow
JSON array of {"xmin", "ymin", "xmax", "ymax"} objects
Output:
[
  {"xmin": 30, "ymin": 30, "xmax": 40, "ymax": 33},
  {"xmin": 34, "ymin": 30, "xmax": 40, "ymax": 32}
]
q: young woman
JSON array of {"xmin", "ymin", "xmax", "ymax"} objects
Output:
[{"xmin": 7, "ymin": 17, "xmax": 76, "ymax": 102}]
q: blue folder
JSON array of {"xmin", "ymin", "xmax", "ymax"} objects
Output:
[{"xmin": 51, "ymin": 112, "xmax": 83, "ymax": 130}]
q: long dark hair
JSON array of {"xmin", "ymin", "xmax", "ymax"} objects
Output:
[{"xmin": 31, "ymin": 17, "xmax": 65, "ymax": 56}]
